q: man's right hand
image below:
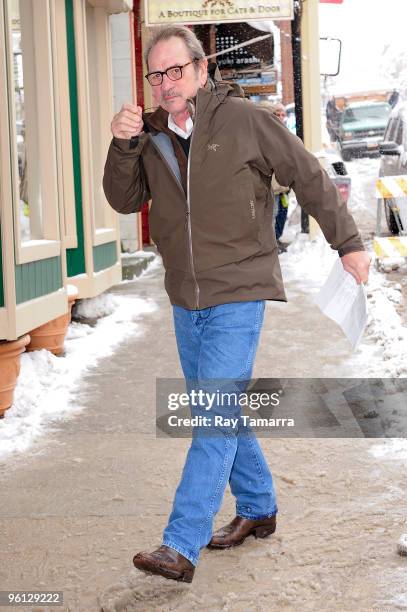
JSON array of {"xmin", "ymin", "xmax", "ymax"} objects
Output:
[{"xmin": 111, "ymin": 103, "xmax": 143, "ymax": 139}]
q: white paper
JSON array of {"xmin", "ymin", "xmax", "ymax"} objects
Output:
[{"xmin": 314, "ymin": 258, "xmax": 368, "ymax": 350}]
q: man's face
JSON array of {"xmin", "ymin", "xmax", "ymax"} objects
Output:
[
  {"xmin": 275, "ymin": 109, "xmax": 286, "ymax": 123},
  {"xmin": 147, "ymin": 37, "xmax": 208, "ymax": 115}
]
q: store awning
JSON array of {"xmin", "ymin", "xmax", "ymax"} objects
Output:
[{"xmin": 87, "ymin": 0, "xmax": 132, "ymax": 14}]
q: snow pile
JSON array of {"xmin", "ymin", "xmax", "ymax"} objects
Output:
[
  {"xmin": 0, "ymin": 293, "xmax": 157, "ymax": 459},
  {"xmin": 377, "ymin": 257, "xmax": 407, "ymax": 273},
  {"xmin": 369, "ymin": 439, "xmax": 407, "ymax": 461},
  {"xmin": 364, "ymin": 272, "xmax": 407, "ymax": 376},
  {"xmin": 74, "ymin": 291, "xmax": 118, "ymax": 319},
  {"xmin": 120, "ymin": 253, "xmax": 163, "ymax": 284},
  {"xmin": 346, "ymin": 158, "xmax": 379, "ymax": 216},
  {"xmin": 66, "ymin": 283, "xmax": 79, "ymax": 298},
  {"xmin": 121, "ymin": 249, "xmax": 156, "ymax": 259},
  {"xmin": 280, "ymin": 232, "xmax": 337, "ymax": 288}
]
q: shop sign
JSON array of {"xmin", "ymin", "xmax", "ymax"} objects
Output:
[{"xmin": 145, "ymin": 0, "xmax": 294, "ymax": 26}]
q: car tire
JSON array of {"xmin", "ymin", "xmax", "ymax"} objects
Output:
[
  {"xmin": 384, "ymin": 198, "xmax": 403, "ymax": 235},
  {"xmin": 341, "ymin": 149, "xmax": 352, "ymax": 161}
]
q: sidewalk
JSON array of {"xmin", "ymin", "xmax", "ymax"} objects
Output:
[{"xmin": 1, "ymin": 258, "xmax": 406, "ymax": 611}]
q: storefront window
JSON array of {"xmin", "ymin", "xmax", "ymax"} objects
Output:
[
  {"xmin": 84, "ymin": 0, "xmax": 116, "ymax": 235},
  {"xmin": 86, "ymin": 1, "xmax": 105, "ymax": 230},
  {"xmin": 5, "ymin": 0, "xmax": 60, "ymax": 261},
  {"xmin": 11, "ymin": 0, "xmax": 44, "ymax": 242}
]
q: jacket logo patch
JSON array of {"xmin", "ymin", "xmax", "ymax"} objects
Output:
[
  {"xmin": 207, "ymin": 143, "xmax": 221, "ymax": 151},
  {"xmin": 250, "ymin": 200, "xmax": 256, "ymax": 219}
]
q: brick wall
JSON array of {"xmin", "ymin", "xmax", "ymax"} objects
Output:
[{"xmin": 277, "ymin": 21, "xmax": 294, "ymax": 106}]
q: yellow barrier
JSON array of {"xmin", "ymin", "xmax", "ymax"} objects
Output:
[
  {"xmin": 373, "ymin": 236, "xmax": 407, "ymax": 258},
  {"xmin": 376, "ymin": 175, "xmax": 407, "ymax": 199},
  {"xmin": 375, "ymin": 175, "xmax": 407, "ymax": 244}
]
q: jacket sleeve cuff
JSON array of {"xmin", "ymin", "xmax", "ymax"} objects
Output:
[
  {"xmin": 112, "ymin": 136, "xmax": 139, "ymax": 151},
  {"xmin": 338, "ymin": 242, "xmax": 366, "ymax": 257}
]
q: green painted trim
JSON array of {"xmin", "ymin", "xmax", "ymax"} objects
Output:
[
  {"xmin": 0, "ymin": 222, "xmax": 4, "ymax": 307},
  {"xmin": 93, "ymin": 242, "xmax": 117, "ymax": 273},
  {"xmin": 15, "ymin": 257, "xmax": 62, "ymax": 304},
  {"xmin": 65, "ymin": 0, "xmax": 85, "ymax": 277}
]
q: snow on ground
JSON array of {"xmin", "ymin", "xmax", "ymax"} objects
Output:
[
  {"xmin": 280, "ymin": 156, "xmax": 407, "ymax": 535},
  {"xmin": 280, "ymin": 216, "xmax": 407, "ymax": 454},
  {"xmin": 346, "ymin": 157, "xmax": 380, "ymax": 219},
  {"xmin": 280, "ymin": 149, "xmax": 407, "ymax": 380},
  {"xmin": 121, "ymin": 249, "xmax": 157, "ymax": 259},
  {"xmin": 397, "ymin": 534, "xmax": 407, "ymax": 555},
  {"xmin": 120, "ymin": 252, "xmax": 163, "ymax": 284},
  {"xmin": 73, "ymin": 291, "xmax": 117, "ymax": 319},
  {"xmin": 0, "ymin": 259, "xmax": 159, "ymax": 460},
  {"xmin": 370, "ymin": 439, "xmax": 407, "ymax": 460},
  {"xmin": 281, "ymin": 232, "xmax": 407, "ymax": 374},
  {"xmin": 344, "ymin": 157, "xmax": 407, "ymax": 377}
]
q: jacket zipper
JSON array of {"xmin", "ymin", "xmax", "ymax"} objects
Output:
[
  {"xmin": 187, "ymin": 100, "xmax": 200, "ymax": 310},
  {"xmin": 149, "ymin": 125, "xmax": 200, "ymax": 309}
]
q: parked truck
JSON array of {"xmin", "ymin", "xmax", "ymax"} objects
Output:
[{"xmin": 326, "ymin": 91, "xmax": 393, "ymax": 161}]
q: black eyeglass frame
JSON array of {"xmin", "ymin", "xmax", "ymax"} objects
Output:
[{"xmin": 144, "ymin": 59, "xmax": 199, "ymax": 86}]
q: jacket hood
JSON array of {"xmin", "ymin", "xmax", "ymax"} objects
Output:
[{"xmin": 209, "ymin": 78, "xmax": 245, "ymax": 102}]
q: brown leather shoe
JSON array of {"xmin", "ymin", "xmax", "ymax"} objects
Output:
[
  {"xmin": 207, "ymin": 515, "xmax": 277, "ymax": 549},
  {"xmin": 132, "ymin": 545, "xmax": 195, "ymax": 583}
]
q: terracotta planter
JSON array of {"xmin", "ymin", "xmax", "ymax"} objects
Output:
[
  {"xmin": 0, "ymin": 334, "xmax": 31, "ymax": 418},
  {"xmin": 27, "ymin": 287, "xmax": 79, "ymax": 356}
]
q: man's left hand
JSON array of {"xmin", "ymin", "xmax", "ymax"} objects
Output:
[{"xmin": 340, "ymin": 251, "xmax": 372, "ymax": 284}]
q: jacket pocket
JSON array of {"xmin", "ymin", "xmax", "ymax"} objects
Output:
[
  {"xmin": 192, "ymin": 177, "xmax": 263, "ymax": 273},
  {"xmin": 232, "ymin": 179, "xmax": 261, "ymax": 244},
  {"xmin": 148, "ymin": 201, "xmax": 189, "ymax": 272}
]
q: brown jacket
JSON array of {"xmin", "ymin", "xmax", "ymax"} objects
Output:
[{"xmin": 103, "ymin": 80, "xmax": 364, "ymax": 310}]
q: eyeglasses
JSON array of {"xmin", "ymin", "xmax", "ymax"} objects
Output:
[{"xmin": 145, "ymin": 59, "xmax": 198, "ymax": 86}]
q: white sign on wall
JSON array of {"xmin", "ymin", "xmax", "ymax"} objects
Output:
[{"xmin": 145, "ymin": 0, "xmax": 294, "ymax": 26}]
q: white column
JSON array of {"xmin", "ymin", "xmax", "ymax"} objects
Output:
[{"xmin": 301, "ymin": 0, "xmax": 322, "ymax": 239}]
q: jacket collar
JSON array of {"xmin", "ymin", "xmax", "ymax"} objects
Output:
[{"xmin": 145, "ymin": 78, "xmax": 243, "ymax": 134}]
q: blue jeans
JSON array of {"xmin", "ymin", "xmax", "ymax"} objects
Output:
[
  {"xmin": 162, "ymin": 300, "xmax": 278, "ymax": 566},
  {"xmin": 274, "ymin": 194, "xmax": 288, "ymax": 240}
]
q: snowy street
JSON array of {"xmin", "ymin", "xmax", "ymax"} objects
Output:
[{"xmin": 1, "ymin": 157, "xmax": 407, "ymax": 611}]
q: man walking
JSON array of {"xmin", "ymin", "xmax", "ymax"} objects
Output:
[{"xmin": 103, "ymin": 25, "xmax": 371, "ymax": 583}]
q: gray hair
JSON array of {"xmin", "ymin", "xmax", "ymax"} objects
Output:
[
  {"xmin": 258, "ymin": 101, "xmax": 286, "ymax": 115},
  {"xmin": 144, "ymin": 25, "xmax": 206, "ymax": 69}
]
